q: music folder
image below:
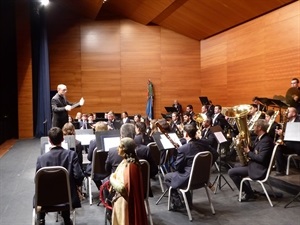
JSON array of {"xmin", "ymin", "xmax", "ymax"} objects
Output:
[
  {"xmin": 284, "ymin": 122, "xmax": 300, "ymax": 142},
  {"xmin": 210, "ymin": 125, "xmax": 227, "ymax": 144},
  {"xmin": 199, "ymin": 96, "xmax": 209, "ymax": 105},
  {"xmin": 165, "ymin": 106, "xmax": 177, "ymax": 113},
  {"xmin": 152, "ymin": 132, "xmax": 182, "ymax": 150}
]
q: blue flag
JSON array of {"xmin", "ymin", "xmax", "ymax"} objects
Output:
[{"xmin": 146, "ymin": 80, "xmax": 154, "ymax": 120}]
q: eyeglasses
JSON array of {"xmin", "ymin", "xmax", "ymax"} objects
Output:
[
  {"xmin": 62, "ymin": 89, "xmax": 67, "ymax": 91},
  {"xmin": 291, "ymin": 82, "xmax": 298, "ymax": 85}
]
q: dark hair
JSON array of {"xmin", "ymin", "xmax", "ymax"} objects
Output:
[
  {"xmin": 186, "ymin": 104, "xmax": 193, "ymax": 110},
  {"xmin": 135, "ymin": 122, "xmax": 146, "ymax": 133},
  {"xmin": 205, "ymin": 117, "xmax": 212, "ymax": 126},
  {"xmin": 291, "ymin": 78, "xmax": 299, "ymax": 83},
  {"xmin": 123, "ymin": 111, "xmax": 128, "ymax": 116},
  {"xmin": 250, "ymin": 104, "xmax": 258, "ymax": 109},
  {"xmin": 48, "ymin": 127, "xmax": 64, "ymax": 145},
  {"xmin": 252, "ymin": 96, "xmax": 259, "ymax": 101},
  {"xmin": 266, "ymin": 110, "xmax": 274, "ymax": 117},
  {"xmin": 157, "ymin": 119, "xmax": 170, "ymax": 132},
  {"xmin": 183, "ymin": 111, "xmax": 191, "ymax": 117},
  {"xmin": 215, "ymin": 104, "xmax": 222, "ymax": 110},
  {"xmin": 184, "ymin": 124, "xmax": 197, "ymax": 138}
]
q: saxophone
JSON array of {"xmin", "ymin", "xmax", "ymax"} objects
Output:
[
  {"xmin": 226, "ymin": 104, "xmax": 252, "ymax": 166},
  {"xmin": 276, "ymin": 110, "xmax": 288, "ymax": 145}
]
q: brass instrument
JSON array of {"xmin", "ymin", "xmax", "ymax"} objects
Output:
[
  {"xmin": 226, "ymin": 104, "xmax": 252, "ymax": 166},
  {"xmin": 285, "ymin": 87, "xmax": 300, "ymax": 106},
  {"xmin": 266, "ymin": 110, "xmax": 279, "ymax": 133},
  {"xmin": 194, "ymin": 113, "xmax": 207, "ymax": 138},
  {"xmin": 276, "ymin": 110, "xmax": 288, "ymax": 145},
  {"xmin": 248, "ymin": 111, "xmax": 262, "ymax": 130}
]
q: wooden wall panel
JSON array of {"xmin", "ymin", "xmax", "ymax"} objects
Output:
[
  {"xmin": 200, "ymin": 1, "xmax": 300, "ymax": 108},
  {"xmin": 16, "ymin": 0, "xmax": 33, "ymax": 138}
]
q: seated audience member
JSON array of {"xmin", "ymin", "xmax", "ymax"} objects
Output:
[
  {"xmin": 164, "ymin": 124, "xmax": 218, "ymax": 209},
  {"xmin": 110, "ymin": 137, "xmax": 148, "ymax": 225},
  {"xmin": 121, "ymin": 111, "xmax": 131, "ymax": 124},
  {"xmin": 275, "ymin": 107, "xmax": 300, "ymax": 175},
  {"xmin": 35, "ymin": 127, "xmax": 84, "ymax": 225},
  {"xmin": 85, "ymin": 122, "xmax": 109, "ymax": 188},
  {"xmin": 228, "ymin": 119, "xmax": 273, "ymax": 201},
  {"xmin": 62, "ymin": 122, "xmax": 84, "ymax": 169},
  {"xmin": 134, "ymin": 121, "xmax": 153, "ymax": 146}
]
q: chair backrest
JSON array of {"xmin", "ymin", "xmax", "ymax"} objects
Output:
[
  {"xmin": 147, "ymin": 142, "xmax": 160, "ymax": 166},
  {"xmin": 34, "ymin": 166, "xmax": 72, "ymax": 211},
  {"xmin": 64, "ymin": 135, "xmax": 76, "ymax": 149},
  {"xmin": 75, "ymin": 129, "xmax": 94, "ymax": 135},
  {"xmin": 40, "ymin": 136, "xmax": 49, "ymax": 154},
  {"xmin": 186, "ymin": 151, "xmax": 212, "ymax": 191},
  {"xmin": 139, "ymin": 159, "xmax": 150, "ymax": 199},
  {"xmin": 91, "ymin": 149, "xmax": 109, "ymax": 178},
  {"xmin": 262, "ymin": 144, "xmax": 280, "ymax": 182}
]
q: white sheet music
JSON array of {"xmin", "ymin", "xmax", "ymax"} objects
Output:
[
  {"xmin": 160, "ymin": 133, "xmax": 182, "ymax": 149},
  {"xmin": 103, "ymin": 137, "xmax": 121, "ymax": 151},
  {"xmin": 214, "ymin": 131, "xmax": 227, "ymax": 144},
  {"xmin": 284, "ymin": 122, "xmax": 300, "ymax": 142},
  {"xmin": 45, "ymin": 142, "xmax": 68, "ymax": 153}
]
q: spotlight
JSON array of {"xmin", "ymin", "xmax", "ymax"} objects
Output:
[{"xmin": 40, "ymin": 0, "xmax": 49, "ymax": 6}]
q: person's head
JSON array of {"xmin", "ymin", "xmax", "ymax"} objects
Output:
[
  {"xmin": 183, "ymin": 124, "xmax": 197, "ymax": 139},
  {"xmin": 48, "ymin": 127, "xmax": 64, "ymax": 146},
  {"xmin": 62, "ymin": 122, "xmax": 75, "ymax": 135},
  {"xmin": 265, "ymin": 110, "xmax": 275, "ymax": 122},
  {"xmin": 252, "ymin": 96, "xmax": 259, "ymax": 104},
  {"xmin": 149, "ymin": 119, "xmax": 158, "ymax": 130},
  {"xmin": 202, "ymin": 117, "xmax": 212, "ymax": 128},
  {"xmin": 173, "ymin": 99, "xmax": 179, "ymax": 105},
  {"xmin": 253, "ymin": 119, "xmax": 268, "ymax": 135},
  {"xmin": 134, "ymin": 114, "xmax": 141, "ymax": 122},
  {"xmin": 121, "ymin": 111, "xmax": 128, "ymax": 119},
  {"xmin": 186, "ymin": 104, "xmax": 193, "ymax": 112},
  {"xmin": 201, "ymin": 105, "xmax": 208, "ymax": 113},
  {"xmin": 171, "ymin": 112, "xmax": 179, "ymax": 121},
  {"xmin": 81, "ymin": 114, "xmax": 87, "ymax": 121},
  {"xmin": 57, "ymin": 84, "xmax": 67, "ymax": 96},
  {"xmin": 118, "ymin": 137, "xmax": 138, "ymax": 161},
  {"xmin": 291, "ymin": 78, "xmax": 299, "ymax": 88},
  {"xmin": 68, "ymin": 115, "xmax": 73, "ymax": 123},
  {"xmin": 183, "ymin": 111, "xmax": 191, "ymax": 123},
  {"xmin": 156, "ymin": 119, "xmax": 170, "ymax": 132},
  {"xmin": 120, "ymin": 123, "xmax": 135, "ymax": 139},
  {"xmin": 94, "ymin": 121, "xmax": 108, "ymax": 132},
  {"xmin": 214, "ymin": 105, "xmax": 222, "ymax": 114},
  {"xmin": 135, "ymin": 122, "xmax": 146, "ymax": 134},
  {"xmin": 249, "ymin": 104, "xmax": 258, "ymax": 115},
  {"xmin": 107, "ymin": 111, "xmax": 115, "ymax": 121},
  {"xmin": 87, "ymin": 113, "xmax": 94, "ymax": 122},
  {"xmin": 75, "ymin": 112, "xmax": 82, "ymax": 120},
  {"xmin": 287, "ymin": 107, "xmax": 298, "ymax": 120}
]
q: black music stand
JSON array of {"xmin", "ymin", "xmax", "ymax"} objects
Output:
[
  {"xmin": 283, "ymin": 123, "xmax": 300, "ymax": 208},
  {"xmin": 199, "ymin": 96, "xmax": 209, "ymax": 105},
  {"xmin": 211, "ymin": 125, "xmax": 234, "ymax": 194},
  {"xmin": 271, "ymin": 99, "xmax": 289, "ymax": 122},
  {"xmin": 165, "ymin": 106, "xmax": 177, "ymax": 113}
]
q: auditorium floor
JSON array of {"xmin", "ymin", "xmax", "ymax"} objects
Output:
[{"xmin": 0, "ymin": 138, "xmax": 300, "ymax": 225}]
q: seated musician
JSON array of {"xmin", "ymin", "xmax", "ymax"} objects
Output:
[
  {"xmin": 228, "ymin": 119, "xmax": 274, "ymax": 202},
  {"xmin": 107, "ymin": 111, "xmax": 121, "ymax": 130},
  {"xmin": 200, "ymin": 117, "xmax": 218, "ymax": 150},
  {"xmin": 183, "ymin": 111, "xmax": 196, "ymax": 128},
  {"xmin": 35, "ymin": 127, "xmax": 84, "ymax": 225},
  {"xmin": 86, "ymin": 122, "xmax": 109, "ymax": 188},
  {"xmin": 186, "ymin": 104, "xmax": 195, "ymax": 117},
  {"xmin": 164, "ymin": 124, "xmax": 218, "ymax": 210},
  {"xmin": 212, "ymin": 104, "xmax": 226, "ymax": 129},
  {"xmin": 290, "ymin": 78, "xmax": 300, "ymax": 114},
  {"xmin": 170, "ymin": 112, "xmax": 182, "ymax": 135},
  {"xmin": 201, "ymin": 104, "xmax": 213, "ymax": 118},
  {"xmin": 134, "ymin": 121, "xmax": 153, "ymax": 146},
  {"xmin": 252, "ymin": 96, "xmax": 266, "ymax": 112},
  {"xmin": 275, "ymin": 107, "xmax": 300, "ymax": 175}
]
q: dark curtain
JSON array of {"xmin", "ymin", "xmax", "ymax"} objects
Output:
[{"xmin": 30, "ymin": 1, "xmax": 51, "ymax": 137}]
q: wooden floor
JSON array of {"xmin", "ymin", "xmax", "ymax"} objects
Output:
[{"xmin": 0, "ymin": 139, "xmax": 17, "ymax": 158}]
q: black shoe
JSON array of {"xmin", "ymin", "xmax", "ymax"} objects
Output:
[
  {"xmin": 171, "ymin": 202, "xmax": 184, "ymax": 211},
  {"xmin": 64, "ymin": 219, "xmax": 73, "ymax": 225},
  {"xmin": 275, "ymin": 171, "xmax": 285, "ymax": 176},
  {"xmin": 240, "ymin": 193, "xmax": 257, "ymax": 202}
]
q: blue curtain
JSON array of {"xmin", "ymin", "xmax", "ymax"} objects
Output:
[{"xmin": 31, "ymin": 2, "xmax": 51, "ymax": 137}]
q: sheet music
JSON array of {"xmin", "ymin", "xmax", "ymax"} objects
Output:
[
  {"xmin": 103, "ymin": 137, "xmax": 120, "ymax": 152},
  {"xmin": 160, "ymin": 133, "xmax": 182, "ymax": 149},
  {"xmin": 214, "ymin": 131, "xmax": 227, "ymax": 144},
  {"xmin": 284, "ymin": 122, "xmax": 300, "ymax": 142},
  {"xmin": 45, "ymin": 142, "xmax": 68, "ymax": 153}
]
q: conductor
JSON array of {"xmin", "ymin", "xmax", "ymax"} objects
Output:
[{"xmin": 51, "ymin": 84, "xmax": 84, "ymax": 128}]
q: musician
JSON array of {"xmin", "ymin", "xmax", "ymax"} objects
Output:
[
  {"xmin": 291, "ymin": 77, "xmax": 300, "ymax": 89},
  {"xmin": 51, "ymin": 84, "xmax": 84, "ymax": 128},
  {"xmin": 265, "ymin": 109, "xmax": 279, "ymax": 141},
  {"xmin": 170, "ymin": 112, "xmax": 182, "ymax": 134},
  {"xmin": 275, "ymin": 107, "xmax": 300, "ymax": 175},
  {"xmin": 212, "ymin": 105, "xmax": 226, "ymax": 129},
  {"xmin": 79, "ymin": 114, "xmax": 89, "ymax": 129},
  {"xmin": 207, "ymin": 100, "xmax": 215, "ymax": 117},
  {"xmin": 121, "ymin": 111, "xmax": 131, "ymax": 124},
  {"xmin": 289, "ymin": 78, "xmax": 300, "ymax": 114},
  {"xmin": 36, "ymin": 127, "xmax": 84, "ymax": 225},
  {"xmin": 200, "ymin": 117, "xmax": 218, "ymax": 150},
  {"xmin": 183, "ymin": 111, "xmax": 197, "ymax": 128},
  {"xmin": 186, "ymin": 104, "xmax": 195, "ymax": 117},
  {"xmin": 172, "ymin": 99, "xmax": 183, "ymax": 114},
  {"xmin": 107, "ymin": 111, "xmax": 121, "ymax": 130},
  {"xmin": 228, "ymin": 119, "xmax": 274, "ymax": 202},
  {"xmin": 134, "ymin": 122, "xmax": 153, "ymax": 146},
  {"xmin": 201, "ymin": 104, "xmax": 213, "ymax": 118},
  {"xmin": 164, "ymin": 124, "xmax": 218, "ymax": 210}
]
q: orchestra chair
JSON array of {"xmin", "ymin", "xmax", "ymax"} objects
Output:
[
  {"xmin": 88, "ymin": 149, "xmax": 109, "ymax": 205},
  {"xmin": 286, "ymin": 154, "xmax": 300, "ymax": 175},
  {"xmin": 147, "ymin": 142, "xmax": 165, "ymax": 192},
  {"xmin": 239, "ymin": 144, "xmax": 279, "ymax": 207},
  {"xmin": 140, "ymin": 159, "xmax": 154, "ymax": 225},
  {"xmin": 167, "ymin": 151, "xmax": 215, "ymax": 221},
  {"xmin": 32, "ymin": 166, "xmax": 75, "ymax": 225}
]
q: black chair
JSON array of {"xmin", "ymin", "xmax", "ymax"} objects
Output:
[
  {"xmin": 167, "ymin": 151, "xmax": 215, "ymax": 221},
  {"xmin": 32, "ymin": 166, "xmax": 75, "ymax": 225}
]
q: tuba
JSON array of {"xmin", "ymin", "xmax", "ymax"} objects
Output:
[{"xmin": 225, "ymin": 104, "xmax": 251, "ymax": 166}]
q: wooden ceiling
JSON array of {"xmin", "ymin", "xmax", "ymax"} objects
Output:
[{"xmin": 50, "ymin": 0, "xmax": 297, "ymax": 40}]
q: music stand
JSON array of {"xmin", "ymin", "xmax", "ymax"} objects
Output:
[
  {"xmin": 199, "ymin": 96, "xmax": 209, "ymax": 105},
  {"xmin": 164, "ymin": 106, "xmax": 177, "ymax": 113},
  {"xmin": 271, "ymin": 99, "xmax": 289, "ymax": 122},
  {"xmin": 210, "ymin": 125, "xmax": 234, "ymax": 194},
  {"xmin": 283, "ymin": 123, "xmax": 300, "ymax": 208}
]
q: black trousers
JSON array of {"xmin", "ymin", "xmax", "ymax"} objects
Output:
[
  {"xmin": 228, "ymin": 166, "xmax": 253, "ymax": 195},
  {"xmin": 275, "ymin": 142, "xmax": 300, "ymax": 172},
  {"xmin": 38, "ymin": 210, "xmax": 71, "ymax": 224}
]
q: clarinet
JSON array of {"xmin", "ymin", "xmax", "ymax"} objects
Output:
[{"xmin": 155, "ymin": 122, "xmax": 179, "ymax": 149}]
